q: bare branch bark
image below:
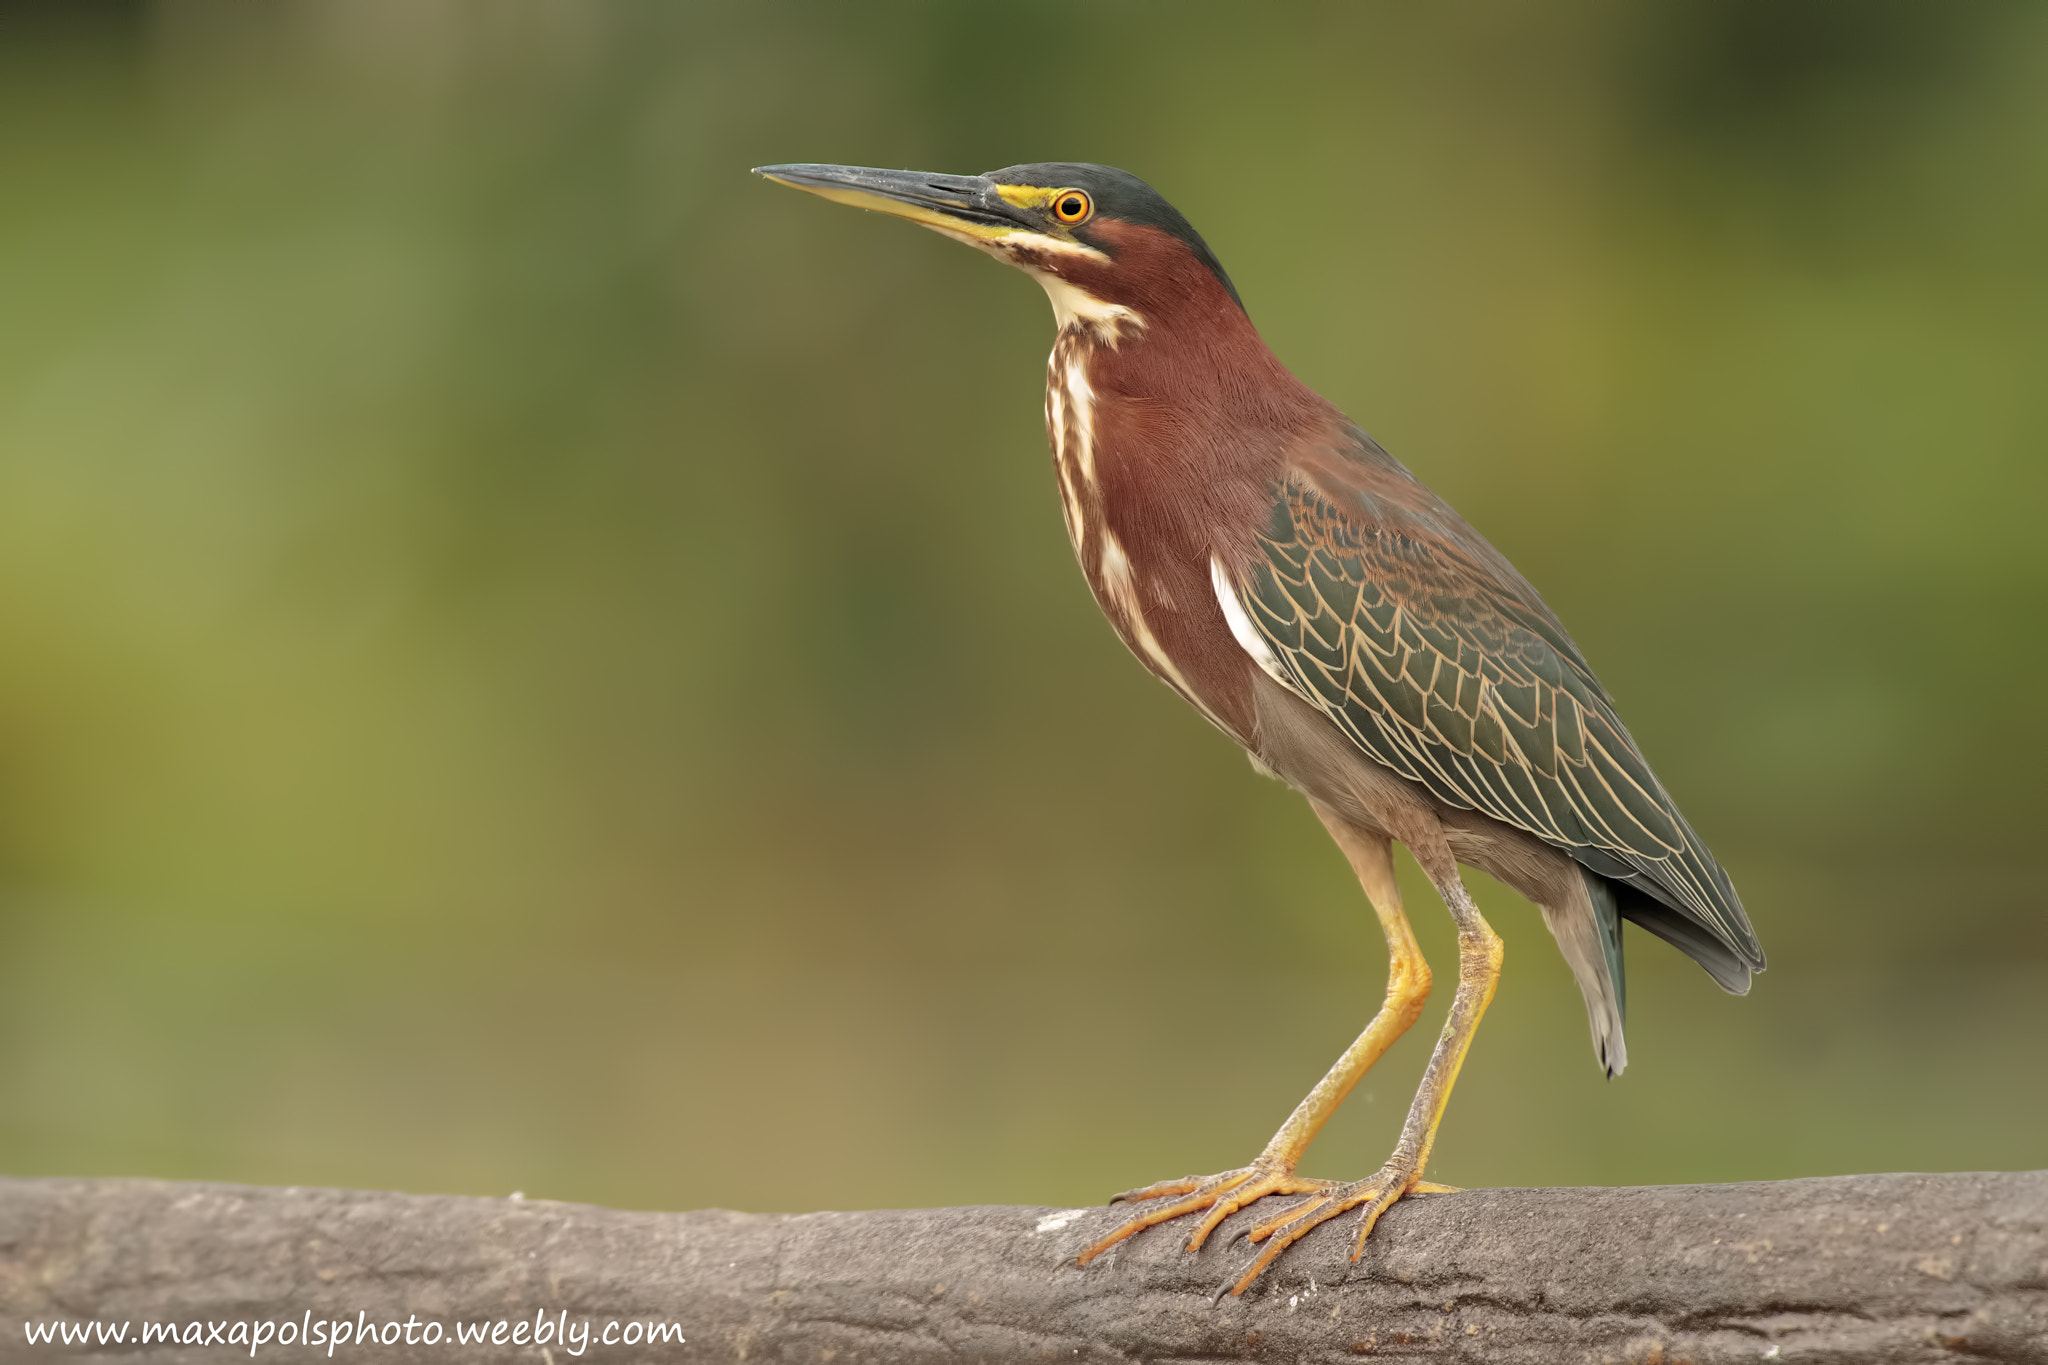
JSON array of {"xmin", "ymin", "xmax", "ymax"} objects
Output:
[{"xmin": 0, "ymin": 1173, "xmax": 2042, "ymax": 1363}]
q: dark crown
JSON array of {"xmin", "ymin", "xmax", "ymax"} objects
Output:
[{"xmin": 986, "ymin": 163, "xmax": 1243, "ymax": 310}]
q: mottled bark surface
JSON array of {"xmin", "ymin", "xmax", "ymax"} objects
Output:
[{"xmin": 0, "ymin": 1173, "xmax": 2042, "ymax": 1362}]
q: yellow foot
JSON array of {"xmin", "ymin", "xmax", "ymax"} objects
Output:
[
  {"xmin": 1216, "ymin": 1159, "xmax": 1430, "ymax": 1297},
  {"xmin": 1073, "ymin": 1163, "xmax": 1333, "ymax": 1266}
]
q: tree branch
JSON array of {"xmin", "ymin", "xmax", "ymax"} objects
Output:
[{"xmin": 1, "ymin": 1173, "xmax": 2043, "ymax": 1362}]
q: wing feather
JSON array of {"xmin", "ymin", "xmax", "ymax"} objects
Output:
[{"xmin": 1227, "ymin": 430, "xmax": 1763, "ymax": 980}]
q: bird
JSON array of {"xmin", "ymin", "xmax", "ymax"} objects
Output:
[{"xmin": 754, "ymin": 161, "xmax": 1765, "ymax": 1296}]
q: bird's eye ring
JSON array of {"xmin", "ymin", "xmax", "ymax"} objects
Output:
[{"xmin": 1052, "ymin": 190, "xmax": 1092, "ymax": 224}]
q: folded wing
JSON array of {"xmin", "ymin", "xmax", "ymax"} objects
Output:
[{"xmin": 1223, "ymin": 428, "xmax": 1764, "ymax": 990}]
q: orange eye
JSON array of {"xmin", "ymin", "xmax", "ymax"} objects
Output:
[{"xmin": 1052, "ymin": 190, "xmax": 1092, "ymax": 224}]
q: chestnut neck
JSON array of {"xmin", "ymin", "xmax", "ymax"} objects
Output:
[{"xmin": 1046, "ymin": 221, "xmax": 1334, "ymax": 476}]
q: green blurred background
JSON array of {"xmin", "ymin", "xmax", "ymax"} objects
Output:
[{"xmin": 2, "ymin": 0, "xmax": 2044, "ymax": 1215}]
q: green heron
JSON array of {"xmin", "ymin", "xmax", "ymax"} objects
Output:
[{"xmin": 756, "ymin": 161, "xmax": 1765, "ymax": 1296}]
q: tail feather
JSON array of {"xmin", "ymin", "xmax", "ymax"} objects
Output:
[
  {"xmin": 1540, "ymin": 868, "xmax": 1630, "ymax": 1077},
  {"xmin": 1615, "ymin": 883, "xmax": 1755, "ymax": 995}
]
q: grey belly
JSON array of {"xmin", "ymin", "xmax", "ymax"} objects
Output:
[{"xmin": 1245, "ymin": 670, "xmax": 1581, "ymax": 910}]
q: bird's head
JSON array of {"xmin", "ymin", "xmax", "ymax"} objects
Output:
[{"xmin": 753, "ymin": 162, "xmax": 1244, "ymax": 342}]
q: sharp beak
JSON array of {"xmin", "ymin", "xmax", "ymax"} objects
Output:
[{"xmin": 752, "ymin": 163, "xmax": 1038, "ymax": 248}]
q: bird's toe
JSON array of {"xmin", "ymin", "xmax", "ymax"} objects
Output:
[{"xmin": 1076, "ymin": 1162, "xmax": 1328, "ymax": 1265}]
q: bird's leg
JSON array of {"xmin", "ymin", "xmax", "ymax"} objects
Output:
[
  {"xmin": 1220, "ymin": 862, "xmax": 1502, "ymax": 1297},
  {"xmin": 1075, "ymin": 810, "xmax": 1432, "ymax": 1266}
]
